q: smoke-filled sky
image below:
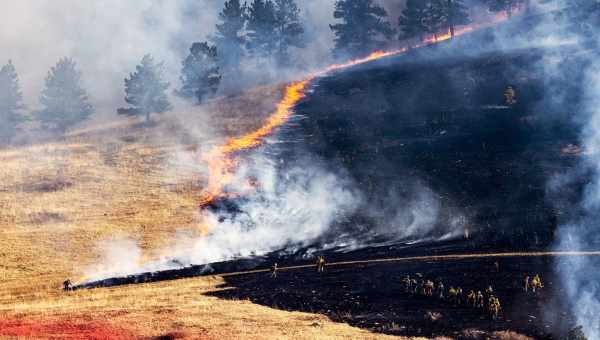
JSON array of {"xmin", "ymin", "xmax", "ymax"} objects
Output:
[{"xmin": 0, "ymin": 1, "xmax": 405, "ymax": 113}]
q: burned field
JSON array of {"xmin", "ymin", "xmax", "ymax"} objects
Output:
[
  {"xmin": 208, "ymin": 255, "xmax": 581, "ymax": 339},
  {"xmin": 284, "ymin": 42, "xmax": 587, "ymax": 252}
]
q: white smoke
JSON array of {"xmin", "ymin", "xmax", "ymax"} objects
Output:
[
  {"xmin": 554, "ymin": 59, "xmax": 600, "ymax": 338},
  {"xmin": 531, "ymin": 1, "xmax": 600, "ymax": 337},
  {"xmin": 84, "ymin": 151, "xmax": 363, "ymax": 280},
  {"xmin": 85, "ymin": 236, "xmax": 143, "ymax": 281}
]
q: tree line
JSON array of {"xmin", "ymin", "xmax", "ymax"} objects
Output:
[{"xmin": 0, "ymin": 0, "xmax": 531, "ymax": 141}]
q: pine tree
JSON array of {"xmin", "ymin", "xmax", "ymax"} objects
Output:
[
  {"xmin": 246, "ymin": 0, "xmax": 278, "ymax": 58},
  {"xmin": 425, "ymin": 0, "xmax": 447, "ymax": 39},
  {"xmin": 212, "ymin": 0, "xmax": 247, "ymax": 74},
  {"xmin": 483, "ymin": 0, "xmax": 525, "ymax": 17},
  {"xmin": 330, "ymin": 0, "xmax": 394, "ymax": 58},
  {"xmin": 399, "ymin": 0, "xmax": 470, "ymax": 42},
  {"xmin": 118, "ymin": 54, "xmax": 172, "ymax": 122},
  {"xmin": 178, "ymin": 42, "xmax": 222, "ymax": 104},
  {"xmin": 398, "ymin": 0, "xmax": 431, "ymax": 41},
  {"xmin": 38, "ymin": 58, "xmax": 93, "ymax": 132},
  {"xmin": 444, "ymin": 0, "xmax": 471, "ymax": 37},
  {"xmin": 273, "ymin": 0, "xmax": 305, "ymax": 66},
  {"xmin": 0, "ymin": 60, "xmax": 26, "ymax": 141}
]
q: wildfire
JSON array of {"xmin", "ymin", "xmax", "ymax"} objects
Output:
[
  {"xmin": 198, "ymin": 79, "xmax": 312, "ymax": 207},
  {"xmin": 76, "ymin": 10, "xmax": 520, "ymax": 285},
  {"xmin": 197, "ymin": 10, "xmax": 519, "ymax": 211}
]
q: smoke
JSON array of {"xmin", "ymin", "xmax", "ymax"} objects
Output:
[
  {"xmin": 528, "ymin": 1, "xmax": 600, "ymax": 337},
  {"xmin": 85, "ymin": 236, "xmax": 143, "ymax": 281},
  {"xmin": 84, "ymin": 150, "xmax": 363, "ymax": 280},
  {"xmin": 553, "ymin": 51, "xmax": 600, "ymax": 338}
]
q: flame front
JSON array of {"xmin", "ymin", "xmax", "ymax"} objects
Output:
[
  {"xmin": 197, "ymin": 10, "xmax": 519, "ymax": 211},
  {"xmin": 199, "ymin": 79, "xmax": 312, "ymax": 207}
]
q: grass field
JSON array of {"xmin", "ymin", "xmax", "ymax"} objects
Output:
[{"xmin": 0, "ymin": 84, "xmax": 407, "ymax": 339}]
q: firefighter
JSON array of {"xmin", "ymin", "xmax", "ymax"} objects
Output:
[
  {"xmin": 403, "ymin": 275, "xmax": 412, "ymax": 293},
  {"xmin": 271, "ymin": 263, "xmax": 278, "ymax": 279},
  {"xmin": 485, "ymin": 285, "xmax": 494, "ymax": 302},
  {"xmin": 476, "ymin": 291, "xmax": 485, "ymax": 308},
  {"xmin": 63, "ymin": 279, "xmax": 72, "ymax": 291},
  {"xmin": 504, "ymin": 85, "xmax": 517, "ymax": 105},
  {"xmin": 467, "ymin": 290, "xmax": 476, "ymax": 307},
  {"xmin": 437, "ymin": 281, "xmax": 445, "ymax": 299},
  {"xmin": 532, "ymin": 274, "xmax": 543, "ymax": 293},
  {"xmin": 456, "ymin": 287, "xmax": 463, "ymax": 305},
  {"xmin": 489, "ymin": 296, "xmax": 501, "ymax": 320},
  {"xmin": 316, "ymin": 256, "xmax": 326, "ymax": 273},
  {"xmin": 416, "ymin": 279, "xmax": 424, "ymax": 295},
  {"xmin": 448, "ymin": 286, "xmax": 457, "ymax": 304},
  {"xmin": 424, "ymin": 280, "xmax": 434, "ymax": 297},
  {"xmin": 524, "ymin": 275, "xmax": 530, "ymax": 293}
]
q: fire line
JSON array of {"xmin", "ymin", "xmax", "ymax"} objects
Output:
[{"xmin": 197, "ymin": 10, "xmax": 519, "ymax": 210}]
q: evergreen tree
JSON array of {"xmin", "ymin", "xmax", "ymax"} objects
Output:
[
  {"xmin": 178, "ymin": 42, "xmax": 222, "ymax": 104},
  {"xmin": 38, "ymin": 58, "xmax": 93, "ymax": 131},
  {"xmin": 118, "ymin": 54, "xmax": 172, "ymax": 122},
  {"xmin": 398, "ymin": 0, "xmax": 430, "ymax": 41},
  {"xmin": 246, "ymin": 0, "xmax": 278, "ymax": 58},
  {"xmin": 273, "ymin": 0, "xmax": 305, "ymax": 65},
  {"xmin": 0, "ymin": 60, "xmax": 26, "ymax": 141},
  {"xmin": 423, "ymin": 0, "xmax": 446, "ymax": 39},
  {"xmin": 483, "ymin": 0, "xmax": 525, "ymax": 17},
  {"xmin": 212, "ymin": 0, "xmax": 247, "ymax": 74},
  {"xmin": 444, "ymin": 0, "xmax": 471, "ymax": 37},
  {"xmin": 399, "ymin": 0, "xmax": 470, "ymax": 41},
  {"xmin": 330, "ymin": 0, "xmax": 394, "ymax": 58}
]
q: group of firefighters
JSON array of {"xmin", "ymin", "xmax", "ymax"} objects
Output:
[
  {"xmin": 269, "ymin": 256, "xmax": 543, "ymax": 321},
  {"xmin": 401, "ymin": 272, "xmax": 543, "ymax": 321}
]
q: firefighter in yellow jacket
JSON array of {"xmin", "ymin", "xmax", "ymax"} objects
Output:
[
  {"xmin": 504, "ymin": 85, "xmax": 517, "ymax": 105},
  {"xmin": 467, "ymin": 290, "xmax": 476, "ymax": 307},
  {"xmin": 316, "ymin": 256, "xmax": 326, "ymax": 273},
  {"xmin": 531, "ymin": 274, "xmax": 543, "ymax": 293},
  {"xmin": 489, "ymin": 296, "xmax": 501, "ymax": 320}
]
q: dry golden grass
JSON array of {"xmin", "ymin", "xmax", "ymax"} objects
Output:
[{"xmin": 0, "ymin": 84, "xmax": 406, "ymax": 339}]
